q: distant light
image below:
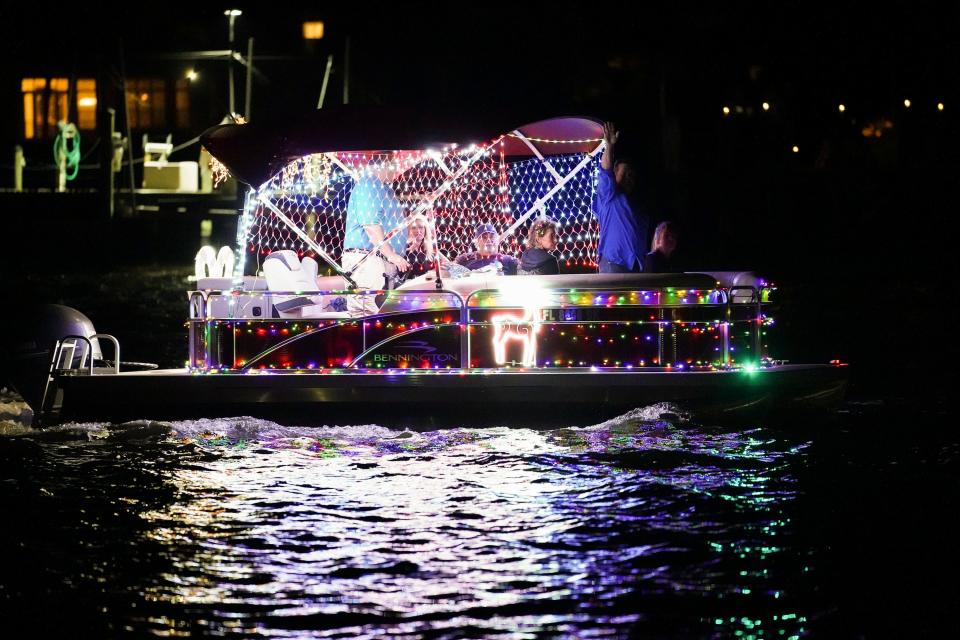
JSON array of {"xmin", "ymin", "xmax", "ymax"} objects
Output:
[
  {"xmin": 791, "ymin": 145, "xmax": 799, "ymax": 153},
  {"xmin": 938, "ymin": 102, "xmax": 945, "ymax": 112},
  {"xmin": 722, "ymin": 106, "xmax": 730, "ymax": 116},
  {"xmin": 903, "ymin": 99, "xmax": 911, "ymax": 108},
  {"xmin": 78, "ymin": 97, "xmax": 97, "ymax": 107},
  {"xmin": 838, "ymin": 104, "xmax": 846, "ymax": 113},
  {"xmin": 734, "ymin": 105, "xmax": 744, "ymax": 114},
  {"xmin": 761, "ymin": 102, "xmax": 770, "ymax": 111},
  {"xmin": 224, "ymin": 9, "xmax": 242, "ymax": 16},
  {"xmin": 303, "ymin": 21, "xmax": 325, "ymax": 40},
  {"xmin": 186, "ymin": 69, "xmax": 198, "ymax": 81}
]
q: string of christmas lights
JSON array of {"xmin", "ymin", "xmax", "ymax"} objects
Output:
[{"xmin": 242, "ymin": 143, "xmax": 603, "ymax": 272}]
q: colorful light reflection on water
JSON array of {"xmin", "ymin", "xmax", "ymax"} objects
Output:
[{"xmin": 0, "ymin": 403, "xmax": 822, "ymax": 638}]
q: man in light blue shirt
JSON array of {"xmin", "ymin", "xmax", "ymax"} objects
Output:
[
  {"xmin": 591, "ymin": 122, "xmax": 648, "ymax": 273},
  {"xmin": 341, "ymin": 161, "xmax": 411, "ymax": 315}
]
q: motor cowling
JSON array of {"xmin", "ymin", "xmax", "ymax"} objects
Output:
[{"xmin": 1, "ymin": 305, "xmax": 101, "ymax": 416}]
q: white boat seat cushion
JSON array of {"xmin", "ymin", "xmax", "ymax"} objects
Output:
[{"xmin": 263, "ymin": 250, "xmax": 349, "ymax": 318}]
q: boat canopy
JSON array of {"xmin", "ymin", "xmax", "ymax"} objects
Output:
[
  {"xmin": 200, "ymin": 106, "xmax": 604, "ymax": 188},
  {"xmin": 202, "ymin": 106, "xmax": 610, "ymax": 284}
]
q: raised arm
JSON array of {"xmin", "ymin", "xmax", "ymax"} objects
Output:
[{"xmin": 601, "ymin": 121, "xmax": 619, "ymax": 171}]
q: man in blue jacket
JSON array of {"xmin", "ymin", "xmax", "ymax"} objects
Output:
[{"xmin": 591, "ymin": 122, "xmax": 648, "ymax": 273}]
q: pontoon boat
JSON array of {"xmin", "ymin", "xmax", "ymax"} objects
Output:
[{"xmin": 9, "ymin": 108, "xmax": 847, "ymax": 428}]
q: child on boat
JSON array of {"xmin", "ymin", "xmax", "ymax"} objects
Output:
[{"xmin": 519, "ymin": 217, "xmax": 560, "ymax": 275}]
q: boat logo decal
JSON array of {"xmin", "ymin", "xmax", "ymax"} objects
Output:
[{"xmin": 372, "ymin": 340, "xmax": 457, "ymax": 364}]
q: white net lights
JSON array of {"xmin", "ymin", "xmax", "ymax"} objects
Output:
[{"xmin": 244, "ymin": 140, "xmax": 601, "ymax": 274}]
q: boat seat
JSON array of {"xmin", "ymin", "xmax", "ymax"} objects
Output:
[
  {"xmin": 316, "ymin": 275, "xmax": 349, "ymax": 290},
  {"xmin": 263, "ymin": 250, "xmax": 350, "ymax": 318}
]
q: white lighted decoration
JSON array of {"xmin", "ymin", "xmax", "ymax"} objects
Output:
[
  {"xmin": 491, "ymin": 306, "xmax": 542, "ymax": 367},
  {"xmin": 195, "ymin": 245, "xmax": 235, "ymax": 278},
  {"xmin": 210, "ymin": 155, "xmax": 231, "ymax": 187},
  {"xmin": 245, "ymin": 138, "xmax": 604, "ymax": 275}
]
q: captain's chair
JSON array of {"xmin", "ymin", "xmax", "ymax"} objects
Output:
[{"xmin": 262, "ymin": 250, "xmax": 349, "ymax": 318}]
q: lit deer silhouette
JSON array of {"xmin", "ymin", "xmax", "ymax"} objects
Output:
[{"xmin": 491, "ymin": 306, "xmax": 542, "ymax": 367}]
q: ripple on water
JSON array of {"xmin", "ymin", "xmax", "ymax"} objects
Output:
[{"xmin": 0, "ymin": 402, "xmax": 817, "ymax": 638}]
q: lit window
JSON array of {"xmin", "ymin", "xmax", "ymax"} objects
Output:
[
  {"xmin": 76, "ymin": 78, "xmax": 97, "ymax": 130},
  {"xmin": 303, "ymin": 21, "xmax": 325, "ymax": 40},
  {"xmin": 21, "ymin": 77, "xmax": 68, "ymax": 139}
]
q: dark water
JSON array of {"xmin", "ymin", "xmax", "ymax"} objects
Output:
[
  {"xmin": 2, "ymin": 402, "xmax": 957, "ymax": 637},
  {"xmin": 3, "ymin": 266, "xmax": 959, "ymax": 637}
]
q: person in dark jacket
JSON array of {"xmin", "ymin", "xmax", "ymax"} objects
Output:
[
  {"xmin": 455, "ymin": 223, "xmax": 519, "ymax": 275},
  {"xmin": 519, "ymin": 217, "xmax": 560, "ymax": 275},
  {"xmin": 644, "ymin": 221, "xmax": 679, "ymax": 272}
]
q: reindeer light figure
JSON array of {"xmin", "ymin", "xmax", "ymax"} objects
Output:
[{"xmin": 491, "ymin": 304, "xmax": 542, "ymax": 367}]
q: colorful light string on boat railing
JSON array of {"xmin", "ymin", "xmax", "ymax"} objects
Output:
[
  {"xmin": 196, "ymin": 314, "xmax": 766, "ymax": 372},
  {"xmin": 467, "ymin": 288, "xmax": 718, "ymax": 308}
]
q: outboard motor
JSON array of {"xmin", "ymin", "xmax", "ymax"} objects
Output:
[{"xmin": 2, "ymin": 305, "xmax": 101, "ymax": 419}]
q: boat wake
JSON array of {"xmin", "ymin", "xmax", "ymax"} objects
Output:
[
  {"xmin": 1, "ymin": 401, "xmax": 790, "ymax": 466},
  {"xmin": 587, "ymin": 402, "xmax": 692, "ymax": 429},
  {"xmin": 0, "ymin": 403, "xmax": 707, "ymax": 447}
]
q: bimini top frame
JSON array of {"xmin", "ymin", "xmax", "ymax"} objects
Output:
[{"xmin": 200, "ymin": 107, "xmax": 607, "ymax": 290}]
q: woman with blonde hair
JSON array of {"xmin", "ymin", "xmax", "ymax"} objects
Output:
[
  {"xmin": 519, "ymin": 217, "xmax": 561, "ymax": 275},
  {"xmin": 644, "ymin": 221, "xmax": 678, "ymax": 273}
]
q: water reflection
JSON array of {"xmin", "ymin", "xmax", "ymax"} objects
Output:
[
  {"xmin": 0, "ymin": 392, "xmax": 819, "ymax": 637},
  {"xmin": 77, "ymin": 407, "xmax": 812, "ymax": 638}
]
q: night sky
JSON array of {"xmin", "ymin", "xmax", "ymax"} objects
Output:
[{"xmin": 4, "ymin": 2, "xmax": 956, "ymax": 113}]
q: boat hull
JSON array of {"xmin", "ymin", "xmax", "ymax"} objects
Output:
[{"xmin": 49, "ymin": 364, "xmax": 848, "ymax": 428}]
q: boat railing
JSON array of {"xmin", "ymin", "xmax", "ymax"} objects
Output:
[
  {"xmin": 46, "ymin": 333, "xmax": 121, "ymax": 375},
  {"xmin": 189, "ymin": 287, "xmax": 466, "ymax": 321},
  {"xmin": 188, "ymin": 290, "xmax": 208, "ymax": 320},
  {"xmin": 727, "ymin": 285, "xmax": 774, "ymax": 360},
  {"xmin": 189, "ymin": 284, "xmax": 764, "ymax": 322},
  {"xmin": 464, "ymin": 286, "xmax": 733, "ymax": 309},
  {"xmin": 187, "ymin": 281, "xmax": 774, "ymax": 371}
]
